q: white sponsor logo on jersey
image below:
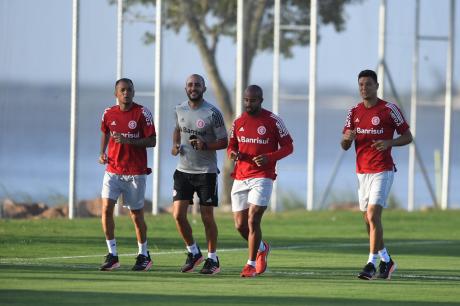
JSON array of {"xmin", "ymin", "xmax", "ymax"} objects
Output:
[
  {"xmin": 128, "ymin": 120, "xmax": 137, "ymax": 129},
  {"xmin": 356, "ymin": 127, "xmax": 384, "ymax": 135},
  {"xmin": 239, "ymin": 127, "xmax": 245, "ymax": 132},
  {"xmin": 237, "ymin": 136, "xmax": 269, "ymax": 144},
  {"xmin": 111, "ymin": 121, "xmax": 117, "ymax": 126},
  {"xmin": 355, "ymin": 118, "xmax": 360, "ymax": 123},
  {"xmin": 196, "ymin": 119, "xmax": 205, "ymax": 128},
  {"xmin": 371, "ymin": 116, "xmax": 380, "ymax": 126},
  {"xmin": 257, "ymin": 126, "xmax": 266, "ymax": 135},
  {"xmin": 110, "ymin": 131, "xmax": 140, "ymax": 138}
]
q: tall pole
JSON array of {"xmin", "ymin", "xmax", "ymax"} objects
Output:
[
  {"xmin": 441, "ymin": 0, "xmax": 455, "ymax": 210},
  {"xmin": 377, "ymin": 0, "xmax": 387, "ymax": 98},
  {"xmin": 152, "ymin": 0, "xmax": 163, "ymax": 215},
  {"xmin": 307, "ymin": 0, "xmax": 317, "ymax": 211},
  {"xmin": 271, "ymin": 0, "xmax": 281, "ymax": 212},
  {"xmin": 69, "ymin": 0, "xmax": 80, "ymax": 219},
  {"xmin": 235, "ymin": 0, "xmax": 244, "ymax": 117},
  {"xmin": 116, "ymin": 0, "xmax": 123, "ymax": 81},
  {"xmin": 408, "ymin": 0, "xmax": 419, "ymax": 212},
  {"xmin": 114, "ymin": 0, "xmax": 124, "ymax": 216}
]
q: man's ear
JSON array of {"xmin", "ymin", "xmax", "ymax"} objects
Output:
[{"xmin": 203, "ymin": 86, "xmax": 207, "ymax": 93}]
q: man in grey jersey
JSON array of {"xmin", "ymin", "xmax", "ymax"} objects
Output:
[{"xmin": 171, "ymin": 74, "xmax": 228, "ymax": 275}]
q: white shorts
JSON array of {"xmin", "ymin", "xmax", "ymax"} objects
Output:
[
  {"xmin": 357, "ymin": 171, "xmax": 394, "ymax": 212},
  {"xmin": 231, "ymin": 178, "xmax": 273, "ymax": 212},
  {"xmin": 101, "ymin": 171, "xmax": 146, "ymax": 211}
]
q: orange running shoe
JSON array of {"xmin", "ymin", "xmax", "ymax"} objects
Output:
[
  {"xmin": 256, "ymin": 241, "xmax": 270, "ymax": 275},
  {"xmin": 240, "ymin": 264, "xmax": 257, "ymax": 277}
]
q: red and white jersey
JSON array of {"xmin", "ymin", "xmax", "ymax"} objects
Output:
[
  {"xmin": 343, "ymin": 98, "xmax": 409, "ymax": 173},
  {"xmin": 228, "ymin": 109, "xmax": 293, "ymax": 180},
  {"xmin": 101, "ymin": 102, "xmax": 156, "ymax": 175}
]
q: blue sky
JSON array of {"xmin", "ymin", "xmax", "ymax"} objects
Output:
[{"xmin": 0, "ymin": 0, "xmax": 458, "ymax": 92}]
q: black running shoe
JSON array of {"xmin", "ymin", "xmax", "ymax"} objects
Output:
[
  {"xmin": 132, "ymin": 252, "xmax": 153, "ymax": 271},
  {"xmin": 100, "ymin": 253, "xmax": 120, "ymax": 271},
  {"xmin": 199, "ymin": 257, "xmax": 221, "ymax": 275},
  {"xmin": 181, "ymin": 249, "xmax": 204, "ymax": 273},
  {"xmin": 377, "ymin": 258, "xmax": 397, "ymax": 279},
  {"xmin": 358, "ymin": 262, "xmax": 376, "ymax": 280}
]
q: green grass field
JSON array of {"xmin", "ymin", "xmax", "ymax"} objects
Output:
[{"xmin": 0, "ymin": 210, "xmax": 459, "ymax": 306}]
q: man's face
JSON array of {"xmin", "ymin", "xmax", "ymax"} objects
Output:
[
  {"xmin": 185, "ymin": 76, "xmax": 206, "ymax": 102},
  {"xmin": 115, "ymin": 81, "xmax": 134, "ymax": 105},
  {"xmin": 244, "ymin": 89, "xmax": 263, "ymax": 115},
  {"xmin": 358, "ymin": 76, "xmax": 378, "ymax": 100}
]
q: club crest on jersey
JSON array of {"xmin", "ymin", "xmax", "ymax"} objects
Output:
[
  {"xmin": 128, "ymin": 120, "xmax": 137, "ymax": 129},
  {"xmin": 257, "ymin": 126, "xmax": 266, "ymax": 135},
  {"xmin": 196, "ymin": 119, "xmax": 205, "ymax": 128},
  {"xmin": 371, "ymin": 116, "xmax": 380, "ymax": 126}
]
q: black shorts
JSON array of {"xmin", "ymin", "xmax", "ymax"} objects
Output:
[{"xmin": 173, "ymin": 170, "xmax": 218, "ymax": 207}]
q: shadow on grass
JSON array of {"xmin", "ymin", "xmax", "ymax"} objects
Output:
[{"xmin": 0, "ymin": 290, "xmax": 458, "ymax": 306}]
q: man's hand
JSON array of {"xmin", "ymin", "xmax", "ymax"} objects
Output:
[
  {"xmin": 341, "ymin": 129, "xmax": 356, "ymax": 150},
  {"xmin": 99, "ymin": 153, "xmax": 107, "ymax": 164},
  {"xmin": 112, "ymin": 132, "xmax": 129, "ymax": 144},
  {"xmin": 343, "ymin": 129, "xmax": 356, "ymax": 142},
  {"xmin": 229, "ymin": 150, "xmax": 239, "ymax": 161},
  {"xmin": 189, "ymin": 138, "xmax": 207, "ymax": 150},
  {"xmin": 171, "ymin": 144, "xmax": 182, "ymax": 156},
  {"xmin": 252, "ymin": 154, "xmax": 268, "ymax": 167},
  {"xmin": 371, "ymin": 139, "xmax": 392, "ymax": 151}
]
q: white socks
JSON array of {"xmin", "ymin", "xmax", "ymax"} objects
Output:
[
  {"xmin": 367, "ymin": 253, "xmax": 379, "ymax": 266},
  {"xmin": 138, "ymin": 241, "xmax": 148, "ymax": 256},
  {"xmin": 186, "ymin": 242, "xmax": 200, "ymax": 255},
  {"xmin": 247, "ymin": 260, "xmax": 256, "ymax": 267},
  {"xmin": 106, "ymin": 239, "xmax": 117, "ymax": 256},
  {"xmin": 208, "ymin": 252, "xmax": 218, "ymax": 262},
  {"xmin": 378, "ymin": 248, "xmax": 390, "ymax": 262}
]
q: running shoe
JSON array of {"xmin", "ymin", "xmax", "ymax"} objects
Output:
[
  {"xmin": 256, "ymin": 241, "xmax": 270, "ymax": 275},
  {"xmin": 132, "ymin": 252, "xmax": 153, "ymax": 271},
  {"xmin": 181, "ymin": 249, "xmax": 204, "ymax": 273},
  {"xmin": 358, "ymin": 262, "xmax": 376, "ymax": 280},
  {"xmin": 377, "ymin": 258, "xmax": 397, "ymax": 279},
  {"xmin": 100, "ymin": 253, "xmax": 120, "ymax": 271},
  {"xmin": 199, "ymin": 257, "xmax": 221, "ymax": 275},
  {"xmin": 240, "ymin": 264, "xmax": 257, "ymax": 278}
]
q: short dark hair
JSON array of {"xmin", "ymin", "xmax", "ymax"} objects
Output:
[
  {"xmin": 245, "ymin": 84, "xmax": 263, "ymax": 99},
  {"xmin": 186, "ymin": 74, "xmax": 206, "ymax": 87},
  {"xmin": 115, "ymin": 78, "xmax": 134, "ymax": 88},
  {"xmin": 358, "ymin": 70, "xmax": 378, "ymax": 83}
]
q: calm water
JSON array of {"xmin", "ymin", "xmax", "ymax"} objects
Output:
[{"xmin": 1, "ymin": 83, "xmax": 459, "ymax": 209}]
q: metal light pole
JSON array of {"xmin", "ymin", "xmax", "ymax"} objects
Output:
[
  {"xmin": 69, "ymin": 0, "xmax": 80, "ymax": 219},
  {"xmin": 307, "ymin": 0, "xmax": 317, "ymax": 211}
]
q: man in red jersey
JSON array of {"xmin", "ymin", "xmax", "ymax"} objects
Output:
[
  {"xmin": 341, "ymin": 70, "xmax": 412, "ymax": 280},
  {"xmin": 98, "ymin": 78, "xmax": 156, "ymax": 272},
  {"xmin": 228, "ymin": 85, "xmax": 293, "ymax": 277}
]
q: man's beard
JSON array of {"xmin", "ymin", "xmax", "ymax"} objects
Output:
[{"xmin": 187, "ymin": 92, "xmax": 203, "ymax": 102}]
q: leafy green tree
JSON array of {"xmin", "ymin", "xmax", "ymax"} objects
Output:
[{"xmin": 113, "ymin": 0, "xmax": 360, "ymax": 205}]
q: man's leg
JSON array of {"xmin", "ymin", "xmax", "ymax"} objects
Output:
[
  {"xmin": 200, "ymin": 206, "xmax": 217, "ymax": 253},
  {"xmin": 367, "ymin": 204, "xmax": 384, "ymax": 253},
  {"xmin": 233, "ymin": 209, "xmax": 249, "ymax": 240},
  {"xmin": 247, "ymin": 204, "xmax": 267, "ymax": 262},
  {"xmin": 100, "ymin": 198, "xmax": 120, "ymax": 271},
  {"xmin": 130, "ymin": 208, "xmax": 153, "ymax": 271},
  {"xmin": 129, "ymin": 208, "xmax": 147, "ymax": 246},
  {"xmin": 173, "ymin": 200, "xmax": 194, "ymax": 246},
  {"xmin": 357, "ymin": 205, "xmax": 382, "ymax": 279},
  {"xmin": 102, "ymin": 198, "xmax": 116, "ymax": 241},
  {"xmin": 173, "ymin": 200, "xmax": 204, "ymax": 272}
]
